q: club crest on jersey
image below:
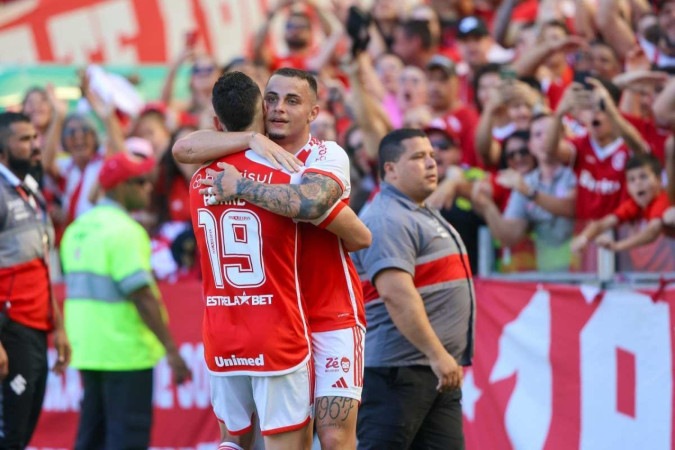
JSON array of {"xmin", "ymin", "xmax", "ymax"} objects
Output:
[
  {"xmin": 192, "ymin": 173, "xmax": 205, "ymax": 189},
  {"xmin": 612, "ymin": 152, "xmax": 626, "ymax": 171}
]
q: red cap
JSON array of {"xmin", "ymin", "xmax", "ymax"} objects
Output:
[{"xmin": 98, "ymin": 152, "xmax": 155, "ymax": 190}]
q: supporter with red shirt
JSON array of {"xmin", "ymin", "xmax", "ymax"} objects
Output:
[
  {"xmin": 455, "ymin": 16, "xmax": 494, "ymax": 105},
  {"xmin": 614, "ymin": 69, "xmax": 672, "ymax": 164},
  {"xmin": 426, "ymin": 54, "xmax": 481, "ymax": 167},
  {"xmin": 512, "ymin": 20, "xmax": 585, "ymax": 110},
  {"xmin": 546, "ymin": 78, "xmax": 649, "ymax": 221},
  {"xmin": 252, "ymin": 0, "xmax": 344, "ymax": 74},
  {"xmin": 572, "ymin": 153, "xmax": 674, "ymax": 253},
  {"xmin": 546, "ymin": 78, "xmax": 650, "ymax": 271}
]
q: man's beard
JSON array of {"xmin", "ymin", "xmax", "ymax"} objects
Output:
[
  {"xmin": 28, "ymin": 162, "xmax": 44, "ymax": 188},
  {"xmin": 8, "ymin": 153, "xmax": 44, "ymax": 187},
  {"xmin": 267, "ymin": 131, "xmax": 286, "ymax": 141},
  {"xmin": 8, "ymin": 153, "xmax": 31, "ymax": 180}
]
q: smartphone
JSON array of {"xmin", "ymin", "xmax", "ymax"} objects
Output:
[
  {"xmin": 573, "ymin": 71, "xmax": 593, "ymax": 90},
  {"xmin": 185, "ymin": 30, "xmax": 198, "ymax": 49}
]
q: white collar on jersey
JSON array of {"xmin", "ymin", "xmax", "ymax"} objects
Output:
[{"xmin": 589, "ymin": 136, "xmax": 624, "ymax": 162}]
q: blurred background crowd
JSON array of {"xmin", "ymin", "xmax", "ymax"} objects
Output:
[{"xmin": 3, "ymin": 0, "xmax": 675, "ymax": 281}]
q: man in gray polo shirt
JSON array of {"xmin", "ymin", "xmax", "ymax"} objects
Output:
[{"xmin": 353, "ymin": 128, "xmax": 475, "ymax": 449}]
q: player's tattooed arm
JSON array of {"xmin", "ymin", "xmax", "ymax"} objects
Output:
[
  {"xmin": 235, "ymin": 172, "xmax": 343, "ymax": 220},
  {"xmin": 200, "ymin": 164, "xmax": 343, "ymax": 220}
]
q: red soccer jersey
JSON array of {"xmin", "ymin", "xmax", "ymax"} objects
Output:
[
  {"xmin": 613, "ymin": 190, "xmax": 670, "ymax": 223},
  {"xmin": 570, "ymin": 135, "xmax": 629, "ymax": 221},
  {"xmin": 295, "ymin": 136, "xmax": 366, "ymax": 332},
  {"xmin": 623, "ymin": 114, "xmax": 671, "ymax": 165},
  {"xmin": 440, "ymin": 106, "xmax": 481, "ymax": 167},
  {"xmin": 189, "ymin": 151, "xmax": 311, "ymax": 375}
]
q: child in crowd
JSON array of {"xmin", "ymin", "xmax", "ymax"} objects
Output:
[{"xmin": 571, "ymin": 153, "xmax": 673, "ymax": 253}]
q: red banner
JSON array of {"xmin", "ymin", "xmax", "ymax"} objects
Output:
[
  {"xmin": 29, "ymin": 279, "xmax": 675, "ymax": 449},
  {"xmin": 466, "ymin": 280, "xmax": 674, "ymax": 450},
  {"xmin": 0, "ymin": 0, "xmax": 268, "ymax": 64}
]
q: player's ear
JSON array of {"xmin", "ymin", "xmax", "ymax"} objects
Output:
[
  {"xmin": 308, "ymin": 104, "xmax": 320, "ymax": 123},
  {"xmin": 213, "ymin": 116, "xmax": 224, "ymax": 131}
]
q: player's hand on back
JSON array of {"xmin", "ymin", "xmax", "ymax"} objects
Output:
[
  {"xmin": 249, "ymin": 132, "xmax": 302, "ymax": 172},
  {"xmin": 199, "ymin": 165, "xmax": 243, "ymax": 202}
]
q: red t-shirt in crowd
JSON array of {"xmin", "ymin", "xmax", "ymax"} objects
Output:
[
  {"xmin": 622, "ymin": 113, "xmax": 671, "ymax": 165},
  {"xmin": 569, "ymin": 135, "xmax": 630, "ymax": 221},
  {"xmin": 614, "ymin": 189, "xmax": 669, "ymax": 221},
  {"xmin": 439, "ymin": 106, "xmax": 482, "ymax": 167},
  {"xmin": 168, "ymin": 176, "xmax": 191, "ymax": 223}
]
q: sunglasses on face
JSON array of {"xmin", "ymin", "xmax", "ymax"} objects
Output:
[
  {"xmin": 64, "ymin": 126, "xmax": 94, "ymax": 138},
  {"xmin": 431, "ymin": 139, "xmax": 455, "ymax": 151},
  {"xmin": 505, "ymin": 147, "xmax": 530, "ymax": 160},
  {"xmin": 191, "ymin": 65, "xmax": 216, "ymax": 76}
]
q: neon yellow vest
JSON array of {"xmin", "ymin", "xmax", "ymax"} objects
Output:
[{"xmin": 60, "ymin": 203, "xmax": 165, "ymax": 370}]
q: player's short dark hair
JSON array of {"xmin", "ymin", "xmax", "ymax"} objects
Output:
[
  {"xmin": 212, "ymin": 71, "xmax": 262, "ymax": 132},
  {"xmin": 625, "ymin": 152, "xmax": 662, "ymax": 177},
  {"xmin": 0, "ymin": 112, "xmax": 31, "ymax": 154},
  {"xmin": 272, "ymin": 67, "xmax": 319, "ymax": 100},
  {"xmin": 378, "ymin": 128, "xmax": 427, "ymax": 179}
]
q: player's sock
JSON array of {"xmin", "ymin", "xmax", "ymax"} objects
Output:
[{"xmin": 218, "ymin": 442, "xmax": 244, "ymax": 450}]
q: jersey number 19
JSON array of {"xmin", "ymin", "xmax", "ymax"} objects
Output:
[{"xmin": 197, "ymin": 208, "xmax": 266, "ymax": 288}]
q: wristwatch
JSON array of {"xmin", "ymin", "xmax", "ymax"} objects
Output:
[{"xmin": 525, "ymin": 186, "xmax": 538, "ymax": 201}]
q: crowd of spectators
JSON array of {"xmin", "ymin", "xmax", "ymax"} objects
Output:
[{"xmin": 10, "ymin": 0, "xmax": 675, "ymax": 278}]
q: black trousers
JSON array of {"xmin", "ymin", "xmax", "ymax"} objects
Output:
[
  {"xmin": 0, "ymin": 318, "xmax": 48, "ymax": 450},
  {"xmin": 75, "ymin": 369, "xmax": 154, "ymax": 450},
  {"xmin": 357, "ymin": 366, "xmax": 465, "ymax": 450}
]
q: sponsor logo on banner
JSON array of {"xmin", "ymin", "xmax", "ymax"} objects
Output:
[{"xmin": 215, "ymin": 354, "xmax": 265, "ymax": 368}]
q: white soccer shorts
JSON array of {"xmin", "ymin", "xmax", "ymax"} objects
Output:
[
  {"xmin": 210, "ymin": 362, "xmax": 313, "ymax": 436},
  {"xmin": 313, "ymin": 326, "xmax": 365, "ymax": 400}
]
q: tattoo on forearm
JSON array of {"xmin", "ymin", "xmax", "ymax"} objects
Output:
[
  {"xmin": 215, "ymin": 171, "xmax": 226, "ymax": 199},
  {"xmin": 235, "ymin": 172, "xmax": 342, "ymax": 220},
  {"xmin": 316, "ymin": 397, "xmax": 357, "ymax": 423},
  {"xmin": 296, "ymin": 173, "xmax": 342, "ymax": 220}
]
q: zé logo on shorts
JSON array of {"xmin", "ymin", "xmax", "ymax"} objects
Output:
[{"xmin": 325, "ymin": 357, "xmax": 340, "ymax": 373}]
